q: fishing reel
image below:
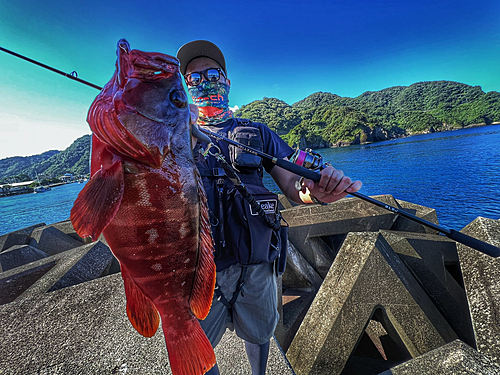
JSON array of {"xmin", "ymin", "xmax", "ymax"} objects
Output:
[
  {"xmin": 290, "ymin": 148, "xmax": 330, "ymax": 172},
  {"xmin": 290, "ymin": 148, "xmax": 331, "ymax": 191}
]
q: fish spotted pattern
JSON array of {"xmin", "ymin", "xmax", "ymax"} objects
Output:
[{"xmin": 70, "ymin": 39, "xmax": 216, "ymax": 375}]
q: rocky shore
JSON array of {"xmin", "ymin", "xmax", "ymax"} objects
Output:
[{"xmin": 304, "ymin": 122, "xmax": 500, "ymax": 149}]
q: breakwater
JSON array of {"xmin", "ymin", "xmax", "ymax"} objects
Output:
[{"xmin": 1, "ymin": 195, "xmax": 499, "ymax": 374}]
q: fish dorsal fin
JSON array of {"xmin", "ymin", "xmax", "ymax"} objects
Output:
[
  {"xmin": 70, "ymin": 149, "xmax": 125, "ymax": 241},
  {"xmin": 121, "ymin": 265, "xmax": 160, "ymax": 338},
  {"xmin": 189, "ymin": 171, "xmax": 216, "ymax": 319}
]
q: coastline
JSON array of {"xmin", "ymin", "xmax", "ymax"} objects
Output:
[
  {"xmin": 335, "ymin": 122, "xmax": 500, "ymax": 148},
  {"xmin": 1, "ymin": 123, "xmax": 498, "ymax": 195},
  {"xmin": 0, "ymin": 181, "xmax": 76, "ymax": 198}
]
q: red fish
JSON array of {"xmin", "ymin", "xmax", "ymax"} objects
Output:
[{"xmin": 70, "ymin": 39, "xmax": 216, "ymax": 375}]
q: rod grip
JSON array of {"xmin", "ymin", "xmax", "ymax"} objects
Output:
[
  {"xmin": 447, "ymin": 229, "xmax": 500, "ymax": 257},
  {"xmin": 275, "ymin": 159, "xmax": 321, "ymax": 182}
]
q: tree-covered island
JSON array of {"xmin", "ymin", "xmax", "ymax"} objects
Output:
[{"xmin": 236, "ymin": 80, "xmax": 500, "ymax": 149}]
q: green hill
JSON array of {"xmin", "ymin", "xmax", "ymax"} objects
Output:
[
  {"xmin": 0, "ymin": 135, "xmax": 91, "ymax": 182},
  {"xmin": 0, "ymin": 150, "xmax": 60, "ymax": 181},
  {"xmin": 235, "ymin": 97, "xmax": 301, "ymax": 134},
  {"xmin": 283, "ymin": 105, "xmax": 388, "ymax": 149},
  {"xmin": 292, "ymin": 92, "xmax": 343, "ymax": 108},
  {"xmin": 236, "ymin": 80, "xmax": 500, "ymax": 148}
]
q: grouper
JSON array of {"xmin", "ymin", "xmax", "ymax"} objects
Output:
[{"xmin": 71, "ymin": 39, "xmax": 216, "ymax": 375}]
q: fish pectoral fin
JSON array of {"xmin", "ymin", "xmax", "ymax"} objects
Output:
[
  {"xmin": 122, "ymin": 265, "xmax": 160, "ymax": 338},
  {"xmin": 70, "ymin": 158, "xmax": 125, "ymax": 241},
  {"xmin": 190, "ymin": 172, "xmax": 216, "ymax": 320}
]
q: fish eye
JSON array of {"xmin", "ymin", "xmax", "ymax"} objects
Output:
[{"xmin": 170, "ymin": 90, "xmax": 187, "ymax": 109}]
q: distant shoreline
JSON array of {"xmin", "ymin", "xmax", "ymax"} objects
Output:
[
  {"xmin": 334, "ymin": 122, "xmax": 500, "ymax": 149},
  {"xmin": 398, "ymin": 120, "xmax": 500, "ymax": 138},
  {"xmin": 0, "ymin": 182, "xmax": 74, "ymax": 198}
]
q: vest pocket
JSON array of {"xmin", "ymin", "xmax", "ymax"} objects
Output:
[{"xmin": 224, "ymin": 184, "xmax": 279, "ymax": 265}]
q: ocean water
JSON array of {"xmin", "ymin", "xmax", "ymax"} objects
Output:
[
  {"xmin": 0, "ymin": 182, "xmax": 87, "ymax": 236},
  {"xmin": 264, "ymin": 124, "xmax": 500, "ymax": 230},
  {"xmin": 1, "ymin": 125, "xmax": 499, "ymax": 236}
]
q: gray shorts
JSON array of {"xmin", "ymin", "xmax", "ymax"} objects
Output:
[{"xmin": 199, "ymin": 262, "xmax": 279, "ymax": 346}]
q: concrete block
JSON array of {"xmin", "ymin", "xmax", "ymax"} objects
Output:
[
  {"xmin": 287, "ymin": 231, "xmax": 457, "ymax": 375},
  {"xmin": 29, "ymin": 226, "xmax": 84, "ymax": 255},
  {"xmin": 278, "ymin": 288, "xmax": 316, "ymax": 353},
  {"xmin": 278, "ymin": 193, "xmax": 296, "ymax": 210},
  {"xmin": 391, "ymin": 199, "xmax": 440, "ymax": 234},
  {"xmin": 276, "ymin": 241, "xmax": 323, "ymax": 351},
  {"xmin": 456, "ymin": 217, "xmax": 500, "ymax": 363},
  {"xmin": 282, "ymin": 241, "xmax": 323, "ymax": 290},
  {"xmin": 0, "ymin": 244, "xmax": 49, "ymax": 272},
  {"xmin": 281, "ymin": 196, "xmax": 400, "ymax": 233},
  {"xmin": 48, "ymin": 219, "xmax": 92, "ymax": 244},
  {"xmin": 0, "ymin": 273, "xmax": 294, "ymax": 375},
  {"xmin": 48, "ymin": 241, "xmax": 117, "ymax": 291},
  {"xmin": 0, "ymin": 241, "xmax": 116, "ymax": 304},
  {"xmin": 378, "ymin": 339, "xmax": 500, "ymax": 374},
  {"xmin": 0, "ymin": 261, "xmax": 56, "ymax": 305},
  {"xmin": 380, "ymin": 230, "xmax": 475, "ymax": 347},
  {"xmin": 282, "ymin": 195, "xmax": 399, "ymax": 278},
  {"xmin": 0, "ymin": 223, "xmax": 45, "ymax": 252}
]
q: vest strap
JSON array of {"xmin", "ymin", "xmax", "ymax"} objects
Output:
[
  {"xmin": 214, "ymin": 266, "xmax": 248, "ymax": 309},
  {"xmin": 199, "ymin": 167, "xmax": 226, "ymax": 178}
]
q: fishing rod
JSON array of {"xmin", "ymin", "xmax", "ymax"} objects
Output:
[
  {"xmin": 3, "ymin": 46, "xmax": 498, "ymax": 257},
  {"xmin": 198, "ymin": 127, "xmax": 500, "ymax": 258},
  {"xmin": 0, "ymin": 46, "xmax": 102, "ymax": 90}
]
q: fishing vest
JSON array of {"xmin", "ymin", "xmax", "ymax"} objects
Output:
[{"xmin": 195, "ymin": 118, "xmax": 287, "ymax": 273}]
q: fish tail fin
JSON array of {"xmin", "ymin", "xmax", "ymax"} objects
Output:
[
  {"xmin": 190, "ymin": 172, "xmax": 216, "ymax": 319},
  {"xmin": 164, "ymin": 317, "xmax": 216, "ymax": 375},
  {"xmin": 122, "ymin": 266, "xmax": 160, "ymax": 338}
]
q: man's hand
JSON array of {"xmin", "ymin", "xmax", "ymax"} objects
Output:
[
  {"xmin": 190, "ymin": 104, "xmax": 199, "ymax": 149},
  {"xmin": 270, "ymin": 160, "xmax": 362, "ymax": 205},
  {"xmin": 189, "ymin": 103, "xmax": 199, "ymax": 125},
  {"xmin": 301, "ymin": 166, "xmax": 362, "ymax": 204}
]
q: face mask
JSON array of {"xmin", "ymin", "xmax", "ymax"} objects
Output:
[{"xmin": 188, "ymin": 81, "xmax": 233, "ymax": 125}]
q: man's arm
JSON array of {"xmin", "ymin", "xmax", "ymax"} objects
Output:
[{"xmin": 270, "ymin": 158, "xmax": 362, "ymax": 204}]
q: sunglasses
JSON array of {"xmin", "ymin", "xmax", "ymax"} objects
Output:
[{"xmin": 184, "ymin": 68, "xmax": 226, "ymax": 86}]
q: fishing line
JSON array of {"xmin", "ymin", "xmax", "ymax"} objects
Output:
[{"xmin": 2, "ymin": 46, "xmax": 498, "ymax": 257}]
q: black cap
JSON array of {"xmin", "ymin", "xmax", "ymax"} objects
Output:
[{"xmin": 176, "ymin": 40, "xmax": 226, "ymax": 76}]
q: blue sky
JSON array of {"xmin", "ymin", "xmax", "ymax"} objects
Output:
[{"xmin": 1, "ymin": 0, "xmax": 499, "ymax": 159}]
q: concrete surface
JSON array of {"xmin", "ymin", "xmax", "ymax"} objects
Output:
[{"xmin": 0, "ymin": 273, "xmax": 294, "ymax": 375}]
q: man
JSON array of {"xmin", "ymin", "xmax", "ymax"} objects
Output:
[{"xmin": 177, "ymin": 40, "xmax": 362, "ymax": 375}]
